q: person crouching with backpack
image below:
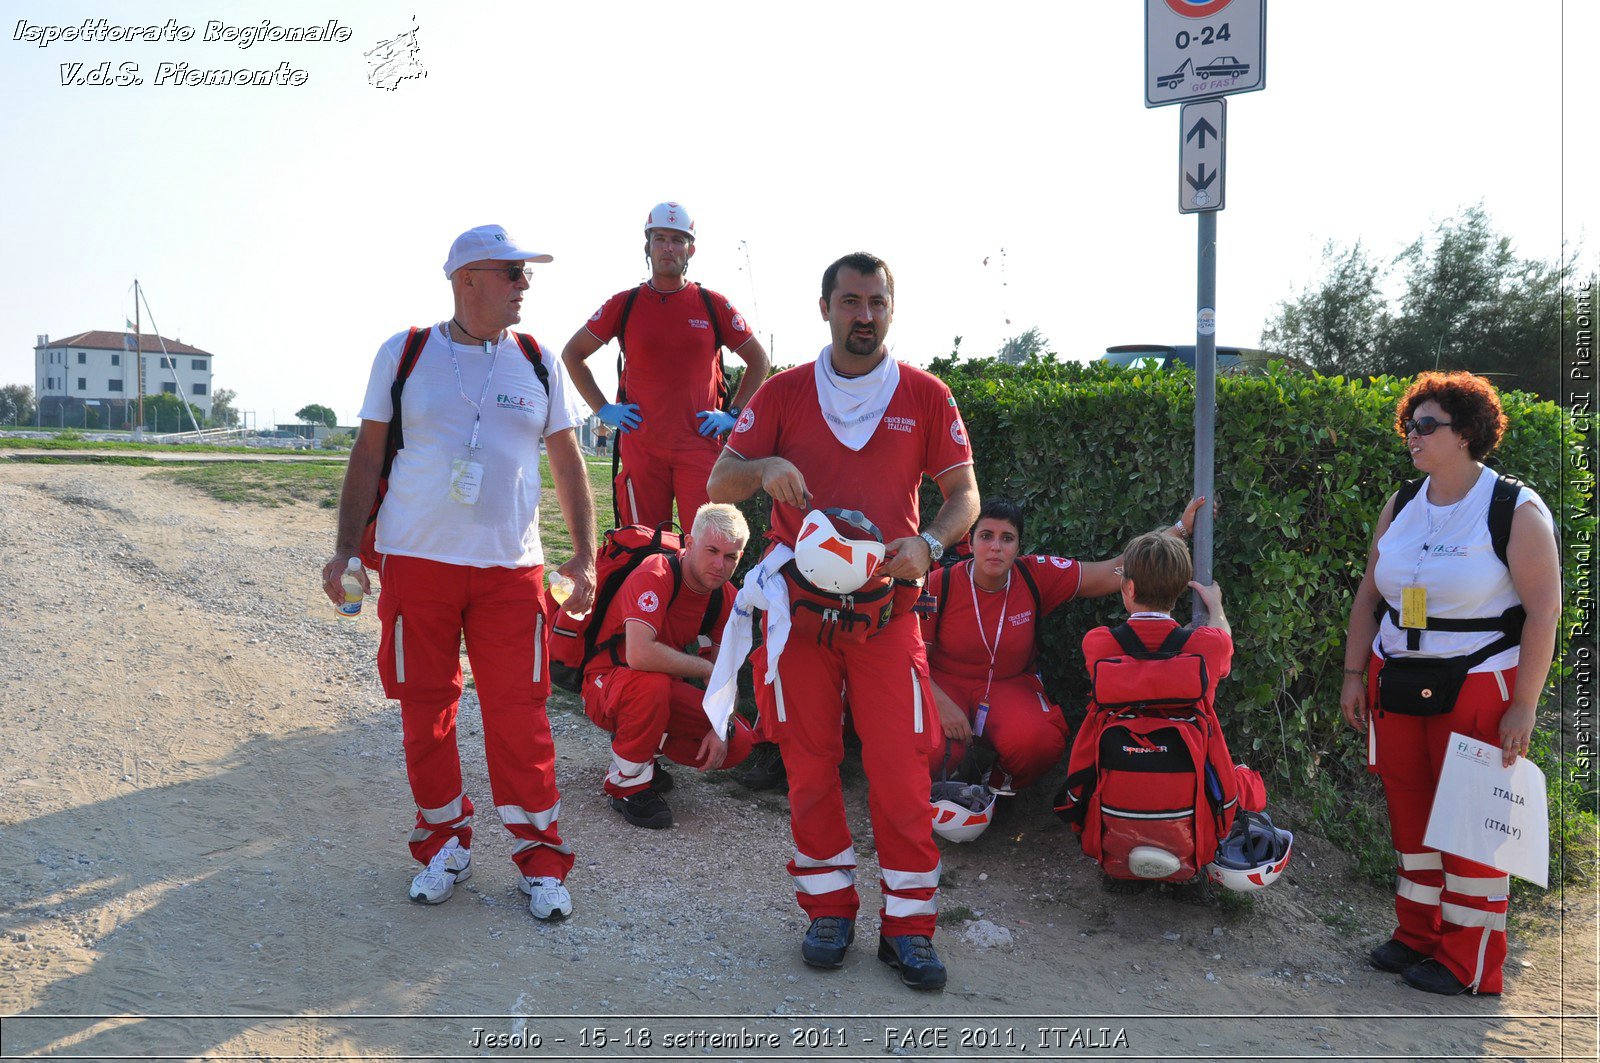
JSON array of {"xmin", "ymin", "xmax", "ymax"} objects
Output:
[
  {"xmin": 921, "ymin": 498, "xmax": 1205, "ymax": 808},
  {"xmin": 1068, "ymin": 532, "xmax": 1235, "ymax": 891},
  {"xmin": 581, "ymin": 503, "xmax": 758, "ymax": 829},
  {"xmin": 1339, "ymin": 371, "xmax": 1560, "ymax": 997}
]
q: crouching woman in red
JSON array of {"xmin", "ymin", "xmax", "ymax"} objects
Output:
[
  {"xmin": 921, "ymin": 496, "xmax": 1203, "ymax": 797},
  {"xmin": 1340, "ymin": 370, "xmax": 1560, "ymax": 996}
]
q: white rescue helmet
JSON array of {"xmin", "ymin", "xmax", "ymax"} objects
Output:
[
  {"xmin": 644, "ymin": 201, "xmax": 695, "ymax": 239},
  {"xmin": 794, "ymin": 508, "xmax": 885, "ymax": 594},
  {"xmin": 1205, "ymin": 810, "xmax": 1294, "ymax": 892},
  {"xmin": 931, "ymin": 781, "xmax": 997, "ymax": 843}
]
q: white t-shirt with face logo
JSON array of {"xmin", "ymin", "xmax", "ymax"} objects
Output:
[
  {"xmin": 359, "ymin": 323, "xmax": 581, "ymax": 568},
  {"xmin": 1372, "ymin": 465, "xmax": 1551, "ymax": 671}
]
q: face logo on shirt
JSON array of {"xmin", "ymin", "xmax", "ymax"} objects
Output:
[
  {"xmin": 734, "ymin": 407, "xmax": 755, "ymax": 433},
  {"xmin": 1049, "ymin": 556, "xmax": 1072, "ymax": 569},
  {"xmin": 638, "ymin": 591, "xmax": 660, "ymax": 613},
  {"xmin": 950, "ymin": 418, "xmax": 968, "ymax": 447},
  {"xmin": 732, "ymin": 313, "xmax": 749, "ymax": 333},
  {"xmin": 496, "ymin": 392, "xmax": 538, "ymax": 413}
]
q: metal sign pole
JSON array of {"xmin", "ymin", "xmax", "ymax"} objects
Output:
[{"xmin": 1192, "ymin": 209, "xmax": 1217, "ymax": 618}]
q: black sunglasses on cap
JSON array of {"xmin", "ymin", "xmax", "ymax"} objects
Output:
[{"xmin": 1403, "ymin": 416, "xmax": 1454, "ymax": 436}]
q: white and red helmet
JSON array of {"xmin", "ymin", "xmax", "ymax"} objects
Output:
[
  {"xmin": 794, "ymin": 508, "xmax": 885, "ymax": 594},
  {"xmin": 931, "ymin": 781, "xmax": 997, "ymax": 843},
  {"xmin": 644, "ymin": 201, "xmax": 695, "ymax": 238},
  {"xmin": 1205, "ymin": 810, "xmax": 1294, "ymax": 892}
]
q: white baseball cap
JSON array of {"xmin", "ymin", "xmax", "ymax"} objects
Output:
[{"xmin": 444, "ymin": 224, "xmax": 553, "ymax": 278}]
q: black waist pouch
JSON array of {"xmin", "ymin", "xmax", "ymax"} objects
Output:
[{"xmin": 1377, "ymin": 656, "xmax": 1470, "ymax": 716}]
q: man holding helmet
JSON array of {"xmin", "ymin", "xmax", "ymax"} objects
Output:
[
  {"xmin": 562, "ymin": 201, "xmax": 771, "ymax": 529},
  {"xmin": 707, "ymin": 251, "xmax": 979, "ymax": 991}
]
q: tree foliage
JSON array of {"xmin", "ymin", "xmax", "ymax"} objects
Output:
[
  {"xmin": 0, "ymin": 383, "xmax": 36, "ymax": 426},
  {"xmin": 143, "ymin": 392, "xmax": 205, "ymax": 433},
  {"xmin": 1261, "ymin": 205, "xmax": 1576, "ymax": 399},
  {"xmin": 296, "ymin": 403, "xmax": 337, "ymax": 428},
  {"xmin": 210, "ymin": 387, "xmax": 240, "ymax": 428},
  {"xmin": 996, "ymin": 327, "xmax": 1050, "ymax": 365}
]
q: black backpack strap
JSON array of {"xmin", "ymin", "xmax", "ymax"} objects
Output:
[
  {"xmin": 700, "ymin": 585, "xmax": 726, "ymax": 642},
  {"xmin": 510, "ymin": 332, "xmax": 551, "ymax": 395},
  {"xmin": 1107, "ymin": 621, "xmax": 1147, "ymax": 658},
  {"xmin": 1390, "ymin": 477, "xmax": 1425, "ymax": 523},
  {"xmin": 380, "ymin": 326, "xmax": 431, "ymax": 478},
  {"xmin": 609, "ymin": 288, "xmax": 643, "ymax": 529},
  {"xmin": 1488, "ymin": 474, "xmax": 1522, "ymax": 567},
  {"xmin": 1155, "ymin": 623, "xmax": 1196, "ymax": 655},
  {"xmin": 932, "ymin": 560, "xmax": 960, "ymax": 646},
  {"xmin": 698, "ymin": 284, "xmax": 732, "ymax": 408}
]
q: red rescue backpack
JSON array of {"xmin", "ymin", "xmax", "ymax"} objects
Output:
[
  {"xmin": 359, "ymin": 327, "xmax": 550, "ymax": 569},
  {"xmin": 1053, "ymin": 623, "xmax": 1239, "ymax": 882},
  {"xmin": 547, "ymin": 522, "xmax": 725, "ymax": 692}
]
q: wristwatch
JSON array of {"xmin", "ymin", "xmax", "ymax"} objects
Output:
[{"xmin": 919, "ymin": 531, "xmax": 945, "ymax": 562}]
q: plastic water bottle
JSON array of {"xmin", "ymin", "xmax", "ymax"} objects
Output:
[
  {"xmin": 338, "ymin": 557, "xmax": 365, "ymax": 618},
  {"xmin": 548, "ymin": 570, "xmax": 574, "ymax": 606}
]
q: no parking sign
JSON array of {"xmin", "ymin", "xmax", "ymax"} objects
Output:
[{"xmin": 1145, "ymin": 0, "xmax": 1266, "ymax": 107}]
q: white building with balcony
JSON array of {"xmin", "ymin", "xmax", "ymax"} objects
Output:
[{"xmin": 34, "ymin": 331, "xmax": 215, "ymax": 427}]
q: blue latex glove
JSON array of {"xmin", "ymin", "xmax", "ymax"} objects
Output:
[
  {"xmin": 696, "ymin": 409, "xmax": 738, "ymax": 437},
  {"xmin": 598, "ymin": 402, "xmax": 641, "ymax": 432}
]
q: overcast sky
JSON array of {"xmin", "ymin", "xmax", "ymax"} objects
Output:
[{"xmin": 1, "ymin": 0, "xmax": 1591, "ymax": 426}]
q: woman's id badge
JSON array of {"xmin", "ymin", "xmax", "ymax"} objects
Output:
[
  {"xmin": 1400, "ymin": 585, "xmax": 1427, "ymax": 629},
  {"xmin": 448, "ymin": 459, "xmax": 484, "ymax": 505}
]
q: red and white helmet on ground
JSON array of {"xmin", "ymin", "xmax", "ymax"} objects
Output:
[
  {"xmin": 1205, "ymin": 810, "xmax": 1294, "ymax": 892},
  {"xmin": 794, "ymin": 508, "xmax": 885, "ymax": 594},
  {"xmin": 931, "ymin": 781, "xmax": 997, "ymax": 843},
  {"xmin": 644, "ymin": 201, "xmax": 695, "ymax": 238}
]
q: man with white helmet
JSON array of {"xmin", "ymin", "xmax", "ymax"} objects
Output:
[
  {"xmin": 320, "ymin": 224, "xmax": 596, "ymax": 922},
  {"xmin": 562, "ymin": 201, "xmax": 771, "ymax": 529},
  {"xmin": 707, "ymin": 251, "xmax": 980, "ymax": 991}
]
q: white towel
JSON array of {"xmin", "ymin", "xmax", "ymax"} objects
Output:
[
  {"xmin": 814, "ymin": 346, "xmax": 899, "ymax": 451},
  {"xmin": 703, "ymin": 546, "xmax": 793, "ymax": 738}
]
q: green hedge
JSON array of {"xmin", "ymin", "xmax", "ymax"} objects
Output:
[{"xmin": 732, "ymin": 356, "xmax": 1593, "ymax": 885}]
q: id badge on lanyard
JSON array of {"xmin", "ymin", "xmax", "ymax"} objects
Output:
[
  {"xmin": 446, "ymin": 329, "xmax": 498, "ymax": 507},
  {"xmin": 1400, "ymin": 585, "xmax": 1428, "ymax": 629}
]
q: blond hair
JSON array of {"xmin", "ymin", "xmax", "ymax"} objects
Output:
[
  {"xmin": 691, "ymin": 502, "xmax": 750, "ymax": 547},
  {"xmin": 1122, "ymin": 531, "xmax": 1192, "ymax": 612}
]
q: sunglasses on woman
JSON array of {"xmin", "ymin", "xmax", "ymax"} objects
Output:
[{"xmin": 1403, "ymin": 416, "xmax": 1454, "ymax": 436}]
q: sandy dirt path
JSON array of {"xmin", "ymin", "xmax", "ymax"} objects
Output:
[{"xmin": 0, "ymin": 463, "xmax": 1593, "ymax": 1061}]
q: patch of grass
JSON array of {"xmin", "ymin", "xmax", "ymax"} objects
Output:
[
  {"xmin": 936, "ymin": 905, "xmax": 977, "ymax": 926},
  {"xmin": 16, "ymin": 455, "xmax": 170, "ymax": 466},
  {"xmin": 0, "ymin": 436, "xmax": 298, "ymax": 455},
  {"xmin": 156, "ymin": 462, "xmax": 347, "ymax": 508}
]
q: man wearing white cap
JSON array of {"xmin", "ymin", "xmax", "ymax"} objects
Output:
[
  {"xmin": 321, "ymin": 224, "xmax": 596, "ymax": 921},
  {"xmin": 562, "ymin": 201, "xmax": 771, "ymax": 530}
]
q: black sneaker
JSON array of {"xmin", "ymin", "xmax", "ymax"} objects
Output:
[
  {"xmin": 609, "ymin": 788, "xmax": 673, "ymax": 829},
  {"xmin": 1402, "ymin": 958, "xmax": 1496, "ymax": 996},
  {"xmin": 801, "ymin": 916, "xmax": 855, "ymax": 969},
  {"xmin": 734, "ymin": 742, "xmax": 786, "ymax": 791},
  {"xmin": 651, "ymin": 760, "xmax": 674, "ymax": 793},
  {"xmin": 1369, "ymin": 938, "xmax": 1429, "ymax": 973},
  {"xmin": 877, "ymin": 934, "xmax": 947, "ymax": 990}
]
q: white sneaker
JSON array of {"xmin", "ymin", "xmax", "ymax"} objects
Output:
[
  {"xmin": 408, "ymin": 838, "xmax": 471, "ymax": 904},
  {"xmin": 520, "ymin": 875, "xmax": 572, "ymax": 921}
]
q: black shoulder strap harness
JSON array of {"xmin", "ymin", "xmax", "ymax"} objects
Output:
[
  {"xmin": 1376, "ymin": 472, "xmax": 1530, "ymax": 661},
  {"xmin": 366, "ymin": 328, "xmax": 549, "ymax": 541},
  {"xmin": 608, "ymin": 284, "xmax": 732, "ymax": 527},
  {"xmin": 931, "ymin": 558, "xmax": 1045, "ymax": 668},
  {"xmin": 587, "ymin": 551, "xmax": 726, "ymax": 670},
  {"xmin": 1107, "ymin": 620, "xmax": 1196, "ymax": 659}
]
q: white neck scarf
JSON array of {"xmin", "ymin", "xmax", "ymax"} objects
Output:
[{"xmin": 813, "ymin": 345, "xmax": 899, "ymax": 451}]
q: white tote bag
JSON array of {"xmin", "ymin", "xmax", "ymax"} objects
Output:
[{"xmin": 1423, "ymin": 732, "xmax": 1549, "ymax": 888}]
